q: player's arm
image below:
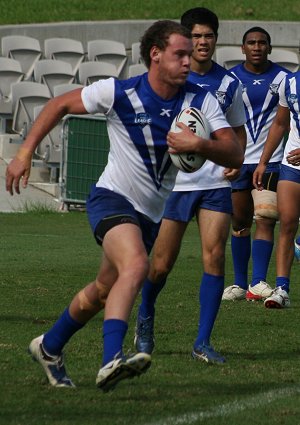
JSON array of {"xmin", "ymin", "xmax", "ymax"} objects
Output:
[
  {"xmin": 6, "ymin": 88, "xmax": 87, "ymax": 195},
  {"xmin": 253, "ymin": 104, "xmax": 290, "ymax": 190},
  {"xmin": 223, "ymin": 124, "xmax": 247, "ymax": 180},
  {"xmin": 167, "ymin": 122, "xmax": 243, "ymax": 169}
]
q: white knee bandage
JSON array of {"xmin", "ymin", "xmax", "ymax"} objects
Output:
[{"xmin": 251, "ymin": 189, "xmax": 278, "ymax": 220}]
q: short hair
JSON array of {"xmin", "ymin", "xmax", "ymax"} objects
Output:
[
  {"xmin": 180, "ymin": 7, "xmax": 219, "ymax": 37},
  {"xmin": 140, "ymin": 20, "xmax": 192, "ymax": 68},
  {"xmin": 242, "ymin": 27, "xmax": 271, "ymax": 45}
]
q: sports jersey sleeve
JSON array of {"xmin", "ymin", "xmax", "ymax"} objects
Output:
[
  {"xmin": 225, "ymin": 82, "xmax": 247, "ymax": 127},
  {"xmin": 199, "ymin": 91, "xmax": 230, "ymax": 133},
  {"xmin": 81, "ymin": 78, "xmax": 115, "ymax": 114},
  {"xmin": 278, "ymin": 76, "xmax": 288, "ymax": 107}
]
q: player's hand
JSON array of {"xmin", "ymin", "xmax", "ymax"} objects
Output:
[
  {"xmin": 6, "ymin": 147, "xmax": 32, "ymax": 195},
  {"xmin": 253, "ymin": 163, "xmax": 266, "ymax": 190},
  {"xmin": 286, "ymin": 148, "xmax": 300, "ymax": 166},
  {"xmin": 167, "ymin": 122, "xmax": 200, "ymax": 154},
  {"xmin": 223, "ymin": 168, "xmax": 240, "ymax": 181}
]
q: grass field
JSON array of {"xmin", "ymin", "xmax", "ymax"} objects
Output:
[
  {"xmin": 1, "ymin": 211, "xmax": 300, "ymax": 425},
  {"xmin": 1, "ymin": 0, "xmax": 300, "ymax": 23}
]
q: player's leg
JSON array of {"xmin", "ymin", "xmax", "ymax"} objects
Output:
[
  {"xmin": 135, "ymin": 190, "xmax": 196, "ymax": 354},
  {"xmin": 96, "ymin": 221, "xmax": 153, "ymax": 391},
  {"xmin": 135, "ymin": 218, "xmax": 188, "ymax": 353},
  {"xmin": 28, "ymin": 256, "xmax": 116, "ymax": 388},
  {"xmin": 231, "ymin": 188, "xmax": 253, "ymax": 291},
  {"xmin": 264, "ymin": 177, "xmax": 300, "ymax": 309},
  {"xmin": 193, "ymin": 190, "xmax": 231, "ymax": 364}
]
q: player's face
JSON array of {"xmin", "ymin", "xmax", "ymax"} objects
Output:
[
  {"xmin": 157, "ymin": 33, "xmax": 192, "ymax": 87},
  {"xmin": 190, "ymin": 24, "xmax": 216, "ymax": 64},
  {"xmin": 242, "ymin": 32, "xmax": 271, "ymax": 68}
]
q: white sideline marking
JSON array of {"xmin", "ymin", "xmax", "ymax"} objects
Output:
[{"xmin": 144, "ymin": 385, "xmax": 300, "ymax": 425}]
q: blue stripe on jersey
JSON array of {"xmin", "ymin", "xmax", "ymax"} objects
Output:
[
  {"xmin": 285, "ymin": 74, "xmax": 300, "ymax": 138},
  {"xmin": 231, "ymin": 62, "xmax": 289, "ymax": 144},
  {"xmin": 112, "ymin": 75, "xmax": 206, "ymax": 189},
  {"xmin": 188, "ymin": 62, "xmax": 240, "ymax": 114}
]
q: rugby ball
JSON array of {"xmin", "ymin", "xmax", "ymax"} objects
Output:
[{"xmin": 169, "ymin": 107, "xmax": 210, "ymax": 173}]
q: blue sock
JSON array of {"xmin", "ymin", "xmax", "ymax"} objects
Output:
[
  {"xmin": 43, "ymin": 308, "xmax": 84, "ymax": 356},
  {"xmin": 194, "ymin": 273, "xmax": 224, "ymax": 347},
  {"xmin": 296, "ymin": 236, "xmax": 300, "ymax": 245},
  {"xmin": 276, "ymin": 277, "xmax": 290, "ymax": 293},
  {"xmin": 138, "ymin": 277, "xmax": 166, "ymax": 318},
  {"xmin": 231, "ymin": 235, "xmax": 250, "ymax": 289},
  {"xmin": 251, "ymin": 239, "xmax": 273, "ymax": 286},
  {"xmin": 102, "ymin": 319, "xmax": 128, "ymax": 366}
]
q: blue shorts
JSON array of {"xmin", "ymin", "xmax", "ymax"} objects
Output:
[
  {"xmin": 279, "ymin": 164, "xmax": 300, "ymax": 183},
  {"xmin": 163, "ymin": 188, "xmax": 232, "ymax": 222},
  {"xmin": 231, "ymin": 162, "xmax": 280, "ymax": 191},
  {"xmin": 86, "ymin": 185, "xmax": 160, "ymax": 253}
]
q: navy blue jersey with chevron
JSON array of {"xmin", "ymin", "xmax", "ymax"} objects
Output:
[
  {"xmin": 81, "ymin": 74, "xmax": 228, "ymax": 222},
  {"xmin": 230, "ymin": 61, "xmax": 289, "ymax": 163}
]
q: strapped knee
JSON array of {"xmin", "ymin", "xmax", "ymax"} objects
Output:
[
  {"xmin": 232, "ymin": 228, "xmax": 251, "ymax": 237},
  {"xmin": 78, "ymin": 289, "xmax": 98, "ymax": 312},
  {"xmin": 251, "ymin": 189, "xmax": 278, "ymax": 220},
  {"xmin": 95, "ymin": 279, "xmax": 109, "ymax": 307}
]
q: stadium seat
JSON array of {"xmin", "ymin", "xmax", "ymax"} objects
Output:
[
  {"xmin": 78, "ymin": 61, "xmax": 118, "ymax": 85},
  {"xmin": 1, "ymin": 35, "xmax": 42, "ymax": 80},
  {"xmin": 269, "ymin": 48, "xmax": 299, "ymax": 72},
  {"xmin": 215, "ymin": 46, "xmax": 244, "ymax": 69},
  {"xmin": 0, "ymin": 57, "xmax": 24, "ymax": 133},
  {"xmin": 128, "ymin": 63, "xmax": 147, "ymax": 78},
  {"xmin": 44, "ymin": 38, "xmax": 85, "ymax": 75},
  {"xmin": 53, "ymin": 83, "xmax": 84, "ymax": 97},
  {"xmin": 11, "ymin": 81, "xmax": 51, "ymax": 140},
  {"xmin": 33, "ymin": 59, "xmax": 75, "ymax": 96},
  {"xmin": 131, "ymin": 42, "xmax": 142, "ymax": 64},
  {"xmin": 87, "ymin": 39, "xmax": 127, "ymax": 77}
]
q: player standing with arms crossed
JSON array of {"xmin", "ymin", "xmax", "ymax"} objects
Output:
[
  {"xmin": 6, "ymin": 20, "xmax": 243, "ymax": 390},
  {"xmin": 134, "ymin": 8, "xmax": 246, "ymax": 364},
  {"xmin": 222, "ymin": 27, "xmax": 289, "ymax": 302}
]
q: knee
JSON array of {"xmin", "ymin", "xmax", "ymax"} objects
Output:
[
  {"xmin": 252, "ymin": 189, "xmax": 278, "ymax": 220},
  {"xmin": 232, "ymin": 227, "xmax": 251, "ymax": 237},
  {"xmin": 149, "ymin": 255, "xmax": 173, "ymax": 283}
]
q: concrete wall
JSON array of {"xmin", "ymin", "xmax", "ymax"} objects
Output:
[{"xmin": 0, "ymin": 20, "xmax": 299, "ymax": 53}]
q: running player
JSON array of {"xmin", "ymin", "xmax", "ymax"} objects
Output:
[
  {"xmin": 6, "ymin": 20, "xmax": 243, "ymax": 390},
  {"xmin": 134, "ymin": 8, "xmax": 246, "ymax": 364}
]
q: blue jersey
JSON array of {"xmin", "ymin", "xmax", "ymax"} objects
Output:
[
  {"xmin": 81, "ymin": 74, "xmax": 229, "ymax": 222},
  {"xmin": 279, "ymin": 71, "xmax": 300, "ymax": 170},
  {"xmin": 231, "ymin": 61, "xmax": 289, "ymax": 163},
  {"xmin": 173, "ymin": 61, "xmax": 245, "ymax": 191}
]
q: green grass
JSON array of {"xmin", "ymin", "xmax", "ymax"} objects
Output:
[
  {"xmin": 0, "ymin": 0, "xmax": 299, "ymax": 24},
  {"xmin": 1, "ymin": 212, "xmax": 300, "ymax": 425}
]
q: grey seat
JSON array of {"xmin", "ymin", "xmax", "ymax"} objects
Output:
[
  {"xmin": 1, "ymin": 35, "xmax": 42, "ymax": 80},
  {"xmin": 128, "ymin": 63, "xmax": 147, "ymax": 78},
  {"xmin": 215, "ymin": 46, "xmax": 244, "ymax": 69},
  {"xmin": 53, "ymin": 83, "xmax": 84, "ymax": 97},
  {"xmin": 269, "ymin": 48, "xmax": 299, "ymax": 72},
  {"xmin": 131, "ymin": 42, "xmax": 142, "ymax": 64},
  {"xmin": 87, "ymin": 39, "xmax": 127, "ymax": 77},
  {"xmin": 0, "ymin": 57, "xmax": 24, "ymax": 132},
  {"xmin": 34, "ymin": 59, "xmax": 75, "ymax": 96},
  {"xmin": 44, "ymin": 38, "xmax": 85, "ymax": 75},
  {"xmin": 11, "ymin": 81, "xmax": 51, "ymax": 139},
  {"xmin": 78, "ymin": 61, "xmax": 118, "ymax": 85}
]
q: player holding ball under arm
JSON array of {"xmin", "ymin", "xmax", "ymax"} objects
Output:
[
  {"xmin": 253, "ymin": 71, "xmax": 300, "ymax": 309},
  {"xmin": 6, "ymin": 20, "xmax": 243, "ymax": 391}
]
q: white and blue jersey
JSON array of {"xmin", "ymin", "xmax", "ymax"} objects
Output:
[
  {"xmin": 173, "ymin": 61, "xmax": 246, "ymax": 191},
  {"xmin": 81, "ymin": 74, "xmax": 229, "ymax": 223},
  {"xmin": 231, "ymin": 61, "xmax": 289, "ymax": 164},
  {"xmin": 279, "ymin": 71, "xmax": 300, "ymax": 170}
]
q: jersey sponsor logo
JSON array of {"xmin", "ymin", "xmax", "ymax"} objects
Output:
[
  {"xmin": 288, "ymin": 93, "xmax": 298, "ymax": 104},
  {"xmin": 215, "ymin": 90, "xmax": 226, "ymax": 105},
  {"xmin": 253, "ymin": 79, "xmax": 265, "ymax": 85},
  {"xmin": 134, "ymin": 112, "xmax": 152, "ymax": 127},
  {"xmin": 269, "ymin": 83, "xmax": 280, "ymax": 95},
  {"xmin": 160, "ymin": 109, "xmax": 172, "ymax": 117}
]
